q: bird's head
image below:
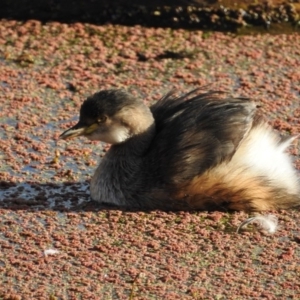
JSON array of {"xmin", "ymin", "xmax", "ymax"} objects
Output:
[{"xmin": 59, "ymin": 89, "xmax": 154, "ymax": 144}]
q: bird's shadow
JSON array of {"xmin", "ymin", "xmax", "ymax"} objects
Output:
[
  {"xmin": 0, "ymin": 179, "xmax": 237, "ymax": 213},
  {"xmin": 0, "ymin": 180, "xmax": 135, "ymax": 212}
]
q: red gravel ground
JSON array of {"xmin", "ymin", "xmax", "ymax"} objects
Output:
[{"xmin": 0, "ymin": 20, "xmax": 300, "ymax": 299}]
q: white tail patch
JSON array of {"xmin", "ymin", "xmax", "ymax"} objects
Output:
[
  {"xmin": 232, "ymin": 124, "xmax": 299, "ymax": 194},
  {"xmin": 236, "ymin": 214, "xmax": 278, "ymax": 233}
]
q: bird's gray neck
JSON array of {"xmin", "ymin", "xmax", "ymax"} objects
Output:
[
  {"xmin": 111, "ymin": 123, "xmax": 156, "ymax": 156},
  {"xmin": 90, "ymin": 124, "xmax": 156, "ymax": 206}
]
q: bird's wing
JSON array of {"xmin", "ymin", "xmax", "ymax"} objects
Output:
[{"xmin": 147, "ymin": 89, "xmax": 257, "ymax": 185}]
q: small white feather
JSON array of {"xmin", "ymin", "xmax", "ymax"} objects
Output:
[
  {"xmin": 236, "ymin": 214, "xmax": 278, "ymax": 234},
  {"xmin": 44, "ymin": 248, "xmax": 60, "ymax": 256}
]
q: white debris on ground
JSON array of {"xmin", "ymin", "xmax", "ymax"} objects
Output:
[
  {"xmin": 237, "ymin": 214, "xmax": 278, "ymax": 234},
  {"xmin": 44, "ymin": 249, "xmax": 60, "ymax": 257}
]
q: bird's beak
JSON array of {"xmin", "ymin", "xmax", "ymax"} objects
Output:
[{"xmin": 59, "ymin": 122, "xmax": 98, "ymax": 140}]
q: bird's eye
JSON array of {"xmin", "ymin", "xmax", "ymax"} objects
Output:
[{"xmin": 97, "ymin": 116, "xmax": 107, "ymax": 123}]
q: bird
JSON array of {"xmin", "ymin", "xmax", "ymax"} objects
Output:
[{"xmin": 59, "ymin": 88, "xmax": 300, "ymax": 212}]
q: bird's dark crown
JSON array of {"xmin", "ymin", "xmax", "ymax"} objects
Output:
[{"xmin": 80, "ymin": 89, "xmax": 142, "ymax": 121}]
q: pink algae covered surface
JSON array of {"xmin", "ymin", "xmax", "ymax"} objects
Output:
[{"xmin": 0, "ymin": 19, "xmax": 300, "ymax": 299}]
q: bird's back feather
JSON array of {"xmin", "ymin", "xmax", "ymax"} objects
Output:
[
  {"xmin": 148, "ymin": 89, "xmax": 256, "ymax": 185},
  {"xmin": 145, "ymin": 89, "xmax": 300, "ymax": 211}
]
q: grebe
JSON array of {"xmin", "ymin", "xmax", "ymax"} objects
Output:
[{"xmin": 60, "ymin": 89, "xmax": 300, "ymax": 211}]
